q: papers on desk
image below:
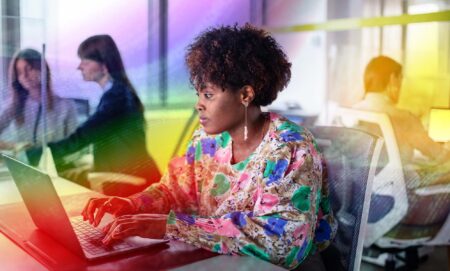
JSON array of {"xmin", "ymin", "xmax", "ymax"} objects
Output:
[
  {"xmin": 0, "ymin": 165, "xmax": 11, "ymax": 181},
  {"xmin": 0, "ymin": 149, "xmax": 29, "ymax": 181},
  {"xmin": 38, "ymin": 146, "xmax": 58, "ymax": 178}
]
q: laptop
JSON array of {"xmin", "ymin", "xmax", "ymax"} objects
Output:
[
  {"xmin": 428, "ymin": 108, "xmax": 450, "ymax": 143},
  {"xmin": 2, "ymin": 154, "xmax": 168, "ymax": 261}
]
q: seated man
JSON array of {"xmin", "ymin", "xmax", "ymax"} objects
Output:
[{"xmin": 353, "ymin": 55, "xmax": 450, "ymax": 228}]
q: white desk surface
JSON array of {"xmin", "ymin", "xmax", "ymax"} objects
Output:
[
  {"xmin": 0, "ymin": 171, "xmax": 90, "ymax": 205},
  {"xmin": 172, "ymin": 255, "xmax": 286, "ymax": 271}
]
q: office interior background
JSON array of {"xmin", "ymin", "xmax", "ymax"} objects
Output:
[
  {"xmin": 1, "ymin": 1, "xmax": 450, "ymax": 270},
  {"xmin": 1, "ymin": 0, "xmax": 449, "ymax": 170}
]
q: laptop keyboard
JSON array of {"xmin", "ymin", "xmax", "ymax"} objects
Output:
[{"xmin": 70, "ymin": 216, "xmax": 132, "ymax": 255}]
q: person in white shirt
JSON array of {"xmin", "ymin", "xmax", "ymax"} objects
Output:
[
  {"xmin": 354, "ymin": 55, "xmax": 450, "ymax": 227},
  {"xmin": 0, "ymin": 49, "xmax": 77, "ymax": 153}
]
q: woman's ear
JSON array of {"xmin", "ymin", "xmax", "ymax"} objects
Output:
[
  {"xmin": 240, "ymin": 85, "xmax": 255, "ymax": 105},
  {"xmin": 101, "ymin": 64, "xmax": 110, "ymax": 76}
]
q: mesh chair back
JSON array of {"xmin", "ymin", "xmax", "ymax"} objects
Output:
[{"xmin": 309, "ymin": 126, "xmax": 383, "ymax": 271}]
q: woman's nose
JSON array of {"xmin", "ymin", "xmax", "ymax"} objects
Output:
[{"xmin": 195, "ymin": 99, "xmax": 204, "ymax": 112}]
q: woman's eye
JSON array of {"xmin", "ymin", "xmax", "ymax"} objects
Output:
[{"xmin": 204, "ymin": 93, "xmax": 213, "ymax": 99}]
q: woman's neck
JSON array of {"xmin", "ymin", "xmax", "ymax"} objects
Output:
[
  {"xmin": 97, "ymin": 74, "xmax": 112, "ymax": 90},
  {"xmin": 27, "ymin": 88, "xmax": 41, "ymax": 101},
  {"xmin": 229, "ymin": 107, "xmax": 268, "ymax": 163}
]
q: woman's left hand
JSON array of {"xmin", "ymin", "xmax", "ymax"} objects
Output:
[{"xmin": 101, "ymin": 214, "xmax": 167, "ymax": 245}]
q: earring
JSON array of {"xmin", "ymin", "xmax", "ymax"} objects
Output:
[{"xmin": 243, "ymin": 101, "xmax": 248, "ymax": 141}]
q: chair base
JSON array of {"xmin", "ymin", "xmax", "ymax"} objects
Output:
[{"xmin": 362, "ymin": 245, "xmax": 432, "ymax": 270}]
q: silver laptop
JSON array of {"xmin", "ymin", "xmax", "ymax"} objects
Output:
[{"xmin": 2, "ymin": 154, "xmax": 168, "ymax": 260}]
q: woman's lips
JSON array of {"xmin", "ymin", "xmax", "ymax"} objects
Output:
[{"xmin": 199, "ymin": 117, "xmax": 208, "ymax": 125}]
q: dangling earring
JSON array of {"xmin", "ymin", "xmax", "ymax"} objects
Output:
[{"xmin": 243, "ymin": 101, "xmax": 248, "ymax": 141}]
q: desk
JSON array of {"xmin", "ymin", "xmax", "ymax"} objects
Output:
[
  {"xmin": 0, "ymin": 172, "xmax": 283, "ymax": 270},
  {"xmin": 0, "ymin": 172, "xmax": 88, "ymax": 205}
]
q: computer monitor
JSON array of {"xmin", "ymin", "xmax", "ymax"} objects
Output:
[{"xmin": 428, "ymin": 108, "xmax": 450, "ymax": 142}]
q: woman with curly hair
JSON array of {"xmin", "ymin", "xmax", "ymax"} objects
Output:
[{"xmin": 82, "ymin": 25, "xmax": 336, "ymax": 270}]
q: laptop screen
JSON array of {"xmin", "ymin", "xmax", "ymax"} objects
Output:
[
  {"xmin": 428, "ymin": 108, "xmax": 450, "ymax": 142},
  {"xmin": 2, "ymin": 154, "xmax": 85, "ymax": 257}
]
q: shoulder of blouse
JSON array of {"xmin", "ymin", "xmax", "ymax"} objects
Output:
[{"xmin": 269, "ymin": 112, "xmax": 316, "ymax": 148}]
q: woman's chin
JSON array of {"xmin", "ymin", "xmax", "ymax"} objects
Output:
[
  {"xmin": 202, "ymin": 126, "xmax": 213, "ymax": 134},
  {"xmin": 203, "ymin": 127, "xmax": 224, "ymax": 136}
]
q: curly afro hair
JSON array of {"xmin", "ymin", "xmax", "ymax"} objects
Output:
[{"xmin": 185, "ymin": 24, "xmax": 291, "ymax": 107}]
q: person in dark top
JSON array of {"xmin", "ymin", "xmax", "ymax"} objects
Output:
[{"xmin": 27, "ymin": 34, "xmax": 161, "ymax": 195}]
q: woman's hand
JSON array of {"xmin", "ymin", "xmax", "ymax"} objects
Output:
[
  {"xmin": 0, "ymin": 141, "xmax": 21, "ymax": 150},
  {"xmin": 0, "ymin": 141, "xmax": 32, "ymax": 151},
  {"xmin": 14, "ymin": 142, "xmax": 32, "ymax": 152},
  {"xmin": 81, "ymin": 196, "xmax": 137, "ymax": 227},
  {"xmin": 101, "ymin": 214, "xmax": 167, "ymax": 245}
]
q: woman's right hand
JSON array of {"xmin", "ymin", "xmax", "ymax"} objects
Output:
[
  {"xmin": 81, "ymin": 196, "xmax": 137, "ymax": 227},
  {"xmin": 0, "ymin": 141, "xmax": 16, "ymax": 150}
]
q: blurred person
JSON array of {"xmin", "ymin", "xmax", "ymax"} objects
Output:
[
  {"xmin": 0, "ymin": 48, "xmax": 77, "ymax": 153},
  {"xmin": 354, "ymin": 55, "xmax": 450, "ymax": 227},
  {"xmin": 81, "ymin": 25, "xmax": 337, "ymax": 270},
  {"xmin": 355, "ymin": 56, "xmax": 450, "ymax": 167},
  {"xmin": 27, "ymin": 35, "xmax": 161, "ymax": 196}
]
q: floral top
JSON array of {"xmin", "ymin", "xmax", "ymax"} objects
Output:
[{"xmin": 130, "ymin": 112, "xmax": 336, "ymax": 269}]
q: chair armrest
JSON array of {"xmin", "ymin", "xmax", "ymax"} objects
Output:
[{"xmin": 415, "ymin": 184, "xmax": 450, "ymax": 196}]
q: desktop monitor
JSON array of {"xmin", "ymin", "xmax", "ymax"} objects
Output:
[{"xmin": 428, "ymin": 108, "xmax": 450, "ymax": 142}]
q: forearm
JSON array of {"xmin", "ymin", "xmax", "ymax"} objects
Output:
[
  {"xmin": 0, "ymin": 141, "xmax": 16, "ymax": 150},
  {"xmin": 129, "ymin": 184, "xmax": 174, "ymax": 214},
  {"xmin": 165, "ymin": 211, "xmax": 316, "ymax": 270}
]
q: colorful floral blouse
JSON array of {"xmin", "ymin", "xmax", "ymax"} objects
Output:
[{"xmin": 130, "ymin": 112, "xmax": 337, "ymax": 269}]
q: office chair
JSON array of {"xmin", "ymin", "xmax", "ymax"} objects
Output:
[
  {"xmin": 68, "ymin": 98, "xmax": 90, "ymax": 123},
  {"xmin": 309, "ymin": 126, "xmax": 383, "ymax": 271},
  {"xmin": 60, "ymin": 98, "xmax": 92, "ymax": 164},
  {"xmin": 333, "ymin": 107, "xmax": 450, "ymax": 270},
  {"xmin": 333, "ymin": 107, "xmax": 409, "ymax": 246}
]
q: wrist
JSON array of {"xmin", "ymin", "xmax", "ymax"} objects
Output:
[{"xmin": 127, "ymin": 197, "xmax": 140, "ymax": 214}]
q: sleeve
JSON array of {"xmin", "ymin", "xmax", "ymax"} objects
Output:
[
  {"xmin": 0, "ymin": 104, "xmax": 14, "ymax": 135},
  {"xmin": 128, "ymin": 130, "xmax": 203, "ymax": 214},
  {"xmin": 48, "ymin": 91, "xmax": 124, "ymax": 158},
  {"xmin": 165, "ymin": 142, "xmax": 326, "ymax": 270}
]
